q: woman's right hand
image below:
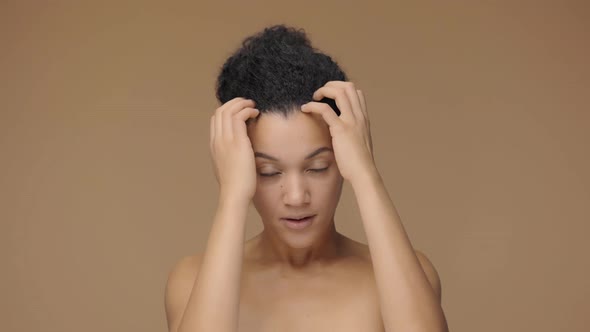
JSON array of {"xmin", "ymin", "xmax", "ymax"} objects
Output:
[{"xmin": 210, "ymin": 97, "xmax": 260, "ymax": 203}]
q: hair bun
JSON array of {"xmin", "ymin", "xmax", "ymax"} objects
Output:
[
  {"xmin": 242, "ymin": 24, "xmax": 313, "ymax": 54},
  {"xmin": 216, "ymin": 23, "xmax": 347, "ymax": 114}
]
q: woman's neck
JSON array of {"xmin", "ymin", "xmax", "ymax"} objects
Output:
[{"xmin": 246, "ymin": 222, "xmax": 346, "ymax": 276}]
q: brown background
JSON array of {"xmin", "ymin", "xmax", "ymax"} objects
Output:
[{"xmin": 2, "ymin": 1, "xmax": 589, "ymax": 331}]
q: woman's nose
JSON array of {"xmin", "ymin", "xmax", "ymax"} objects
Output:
[{"xmin": 281, "ymin": 175, "xmax": 310, "ymax": 206}]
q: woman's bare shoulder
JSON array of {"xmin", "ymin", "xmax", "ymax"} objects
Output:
[
  {"xmin": 164, "ymin": 254, "xmax": 204, "ymax": 331},
  {"xmin": 169, "ymin": 254, "xmax": 203, "ymax": 277},
  {"xmin": 413, "ymin": 249, "xmax": 443, "ymax": 302}
]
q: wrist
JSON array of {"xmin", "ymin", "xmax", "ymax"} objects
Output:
[
  {"xmin": 350, "ymin": 164, "xmax": 381, "ymax": 189},
  {"xmin": 214, "ymin": 193, "xmax": 251, "ymax": 228},
  {"xmin": 218, "ymin": 191, "xmax": 252, "ymax": 210}
]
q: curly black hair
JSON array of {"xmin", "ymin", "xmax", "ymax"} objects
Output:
[{"xmin": 215, "ymin": 24, "xmax": 347, "ymax": 117}]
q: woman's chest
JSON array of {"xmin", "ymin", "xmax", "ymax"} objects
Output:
[{"xmin": 236, "ymin": 266, "xmax": 385, "ymax": 332}]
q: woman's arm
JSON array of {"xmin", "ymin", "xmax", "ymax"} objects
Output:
[
  {"xmin": 165, "ymin": 196, "xmax": 249, "ymax": 332},
  {"xmin": 302, "ymin": 81, "xmax": 448, "ymax": 332},
  {"xmin": 351, "ymin": 168, "xmax": 448, "ymax": 332},
  {"xmin": 165, "ymin": 98, "xmax": 260, "ymax": 332}
]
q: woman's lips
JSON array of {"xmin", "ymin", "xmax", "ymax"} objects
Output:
[{"xmin": 281, "ymin": 215, "xmax": 315, "ymax": 230}]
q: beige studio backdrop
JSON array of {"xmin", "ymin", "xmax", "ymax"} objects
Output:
[{"xmin": 1, "ymin": 1, "xmax": 589, "ymax": 331}]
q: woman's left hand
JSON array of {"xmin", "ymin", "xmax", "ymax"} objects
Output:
[{"xmin": 301, "ymin": 81, "xmax": 377, "ymax": 184}]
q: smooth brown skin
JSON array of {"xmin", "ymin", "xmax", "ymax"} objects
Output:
[
  {"xmin": 168, "ymin": 234, "xmax": 439, "ymax": 332},
  {"xmin": 165, "ymin": 83, "xmax": 445, "ymax": 331}
]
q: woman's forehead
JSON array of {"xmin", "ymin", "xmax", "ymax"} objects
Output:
[
  {"xmin": 247, "ymin": 112, "xmax": 332, "ymax": 155},
  {"xmin": 248, "ymin": 112, "xmax": 329, "ymax": 140}
]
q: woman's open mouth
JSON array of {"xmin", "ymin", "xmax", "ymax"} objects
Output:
[{"xmin": 281, "ymin": 215, "xmax": 315, "ymax": 230}]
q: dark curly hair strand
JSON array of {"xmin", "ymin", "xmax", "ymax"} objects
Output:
[{"xmin": 215, "ymin": 24, "xmax": 347, "ymax": 117}]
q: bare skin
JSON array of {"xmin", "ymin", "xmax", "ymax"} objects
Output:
[
  {"xmin": 238, "ymin": 232, "xmax": 384, "ymax": 332},
  {"xmin": 164, "ymin": 82, "xmax": 447, "ymax": 332},
  {"xmin": 170, "ymin": 232, "xmax": 438, "ymax": 332}
]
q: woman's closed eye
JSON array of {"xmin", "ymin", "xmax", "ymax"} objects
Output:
[{"xmin": 259, "ymin": 166, "xmax": 329, "ymax": 177}]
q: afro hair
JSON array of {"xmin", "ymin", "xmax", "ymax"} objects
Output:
[{"xmin": 215, "ymin": 24, "xmax": 347, "ymax": 117}]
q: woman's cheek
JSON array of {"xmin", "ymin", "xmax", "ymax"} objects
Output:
[{"xmin": 252, "ymin": 184, "xmax": 279, "ymax": 217}]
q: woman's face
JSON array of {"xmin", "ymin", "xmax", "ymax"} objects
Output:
[{"xmin": 247, "ymin": 110, "xmax": 343, "ymax": 247}]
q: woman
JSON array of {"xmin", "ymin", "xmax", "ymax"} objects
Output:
[{"xmin": 165, "ymin": 24, "xmax": 449, "ymax": 332}]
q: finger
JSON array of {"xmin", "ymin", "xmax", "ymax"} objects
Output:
[
  {"xmin": 227, "ymin": 98, "xmax": 256, "ymax": 112},
  {"xmin": 233, "ymin": 107, "xmax": 260, "ymax": 140},
  {"xmin": 312, "ymin": 86, "xmax": 354, "ymax": 121},
  {"xmin": 210, "ymin": 114, "xmax": 219, "ymax": 181},
  {"xmin": 210, "ymin": 115, "xmax": 215, "ymax": 152},
  {"xmin": 221, "ymin": 96, "xmax": 249, "ymax": 109},
  {"xmin": 222, "ymin": 99, "xmax": 256, "ymax": 141},
  {"xmin": 326, "ymin": 81, "xmax": 364, "ymax": 121},
  {"xmin": 356, "ymin": 89, "xmax": 367, "ymax": 113},
  {"xmin": 215, "ymin": 97, "xmax": 247, "ymax": 138},
  {"xmin": 301, "ymin": 102, "xmax": 341, "ymax": 128},
  {"xmin": 215, "ymin": 107, "xmax": 223, "ymax": 144},
  {"xmin": 356, "ymin": 89, "xmax": 372, "ymax": 154},
  {"xmin": 356, "ymin": 89, "xmax": 368, "ymax": 123}
]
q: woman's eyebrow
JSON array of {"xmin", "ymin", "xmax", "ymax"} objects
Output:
[{"xmin": 254, "ymin": 147, "xmax": 333, "ymax": 161}]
